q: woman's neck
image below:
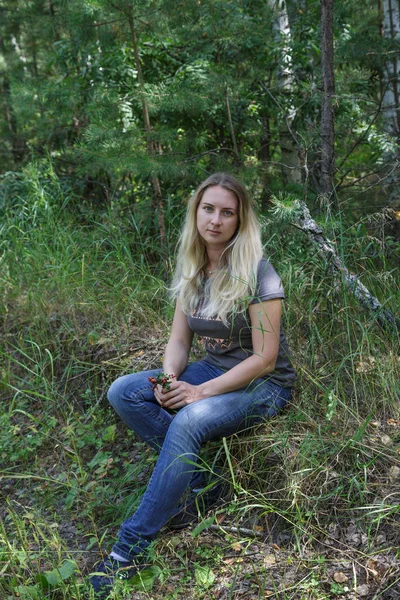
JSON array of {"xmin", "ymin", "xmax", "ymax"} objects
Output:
[{"xmin": 206, "ymin": 248, "xmax": 223, "ymax": 273}]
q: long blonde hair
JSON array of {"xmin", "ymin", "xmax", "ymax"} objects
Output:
[{"xmin": 171, "ymin": 173, "xmax": 263, "ymax": 325}]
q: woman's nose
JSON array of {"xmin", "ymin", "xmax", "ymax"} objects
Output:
[{"xmin": 211, "ymin": 211, "xmax": 222, "ymax": 225}]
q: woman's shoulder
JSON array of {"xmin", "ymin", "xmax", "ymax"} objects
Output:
[
  {"xmin": 251, "ymin": 257, "xmax": 285, "ymax": 301},
  {"xmin": 256, "ymin": 257, "xmax": 281, "ymax": 280}
]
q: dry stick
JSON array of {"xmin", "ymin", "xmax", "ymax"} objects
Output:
[
  {"xmin": 209, "ymin": 524, "xmax": 265, "ymax": 538},
  {"xmin": 294, "ymin": 201, "xmax": 399, "ymax": 332}
]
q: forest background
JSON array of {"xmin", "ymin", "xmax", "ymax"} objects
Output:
[{"xmin": 1, "ymin": 1, "xmax": 400, "ymax": 599}]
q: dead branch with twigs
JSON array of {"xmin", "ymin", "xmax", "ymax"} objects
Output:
[{"xmin": 294, "ymin": 201, "xmax": 399, "ymax": 332}]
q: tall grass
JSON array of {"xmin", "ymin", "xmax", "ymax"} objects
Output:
[{"xmin": 1, "ymin": 165, "xmax": 399, "ymax": 598}]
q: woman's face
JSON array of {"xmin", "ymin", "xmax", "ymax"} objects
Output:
[{"xmin": 196, "ymin": 185, "xmax": 239, "ymax": 250}]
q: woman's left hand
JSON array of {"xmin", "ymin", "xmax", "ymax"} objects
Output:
[{"xmin": 155, "ymin": 380, "xmax": 202, "ymax": 409}]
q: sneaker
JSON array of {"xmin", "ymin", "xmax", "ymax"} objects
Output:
[
  {"xmin": 167, "ymin": 482, "xmax": 225, "ymax": 531},
  {"xmin": 89, "ymin": 556, "xmax": 142, "ymax": 599}
]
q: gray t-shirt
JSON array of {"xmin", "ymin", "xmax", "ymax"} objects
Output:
[{"xmin": 187, "ymin": 258, "xmax": 296, "ymax": 388}]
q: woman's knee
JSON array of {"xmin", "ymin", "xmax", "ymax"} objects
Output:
[
  {"xmin": 107, "ymin": 376, "xmax": 128, "ymax": 409},
  {"xmin": 107, "ymin": 371, "xmax": 154, "ymax": 410},
  {"xmin": 107, "ymin": 374, "xmax": 142, "ymax": 410}
]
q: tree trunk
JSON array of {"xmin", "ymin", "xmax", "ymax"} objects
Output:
[
  {"xmin": 225, "ymin": 88, "xmax": 240, "ymax": 162},
  {"xmin": 127, "ymin": 15, "xmax": 166, "ymax": 247},
  {"xmin": 0, "ymin": 35, "xmax": 27, "ymax": 165},
  {"xmin": 267, "ymin": 0, "xmax": 301, "ymax": 185},
  {"xmin": 381, "ymin": 0, "xmax": 400, "ymax": 140},
  {"xmin": 320, "ymin": 0, "xmax": 335, "ymax": 199}
]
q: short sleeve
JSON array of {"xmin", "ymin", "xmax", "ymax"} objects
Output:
[{"xmin": 249, "ymin": 258, "xmax": 285, "ymax": 304}]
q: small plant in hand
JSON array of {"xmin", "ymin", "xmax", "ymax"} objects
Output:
[{"xmin": 148, "ymin": 372, "xmax": 175, "ymax": 391}]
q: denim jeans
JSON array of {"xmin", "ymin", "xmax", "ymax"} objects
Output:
[{"xmin": 107, "ymin": 359, "xmax": 291, "ymax": 561}]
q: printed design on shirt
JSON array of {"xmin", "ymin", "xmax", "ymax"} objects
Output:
[
  {"xmin": 191, "ymin": 296, "xmax": 234, "ymax": 351},
  {"xmin": 199, "ymin": 335, "xmax": 235, "ymax": 352}
]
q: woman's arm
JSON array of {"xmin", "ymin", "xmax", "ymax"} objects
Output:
[
  {"xmin": 162, "ymin": 299, "xmax": 194, "ymax": 379},
  {"xmin": 160, "ymin": 299, "xmax": 282, "ymax": 409}
]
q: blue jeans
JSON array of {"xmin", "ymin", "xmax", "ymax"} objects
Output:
[{"xmin": 107, "ymin": 360, "xmax": 291, "ymax": 561}]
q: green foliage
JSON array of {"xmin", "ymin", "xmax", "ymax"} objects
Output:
[
  {"xmin": 1, "ymin": 174, "xmax": 399, "ymax": 598},
  {"xmin": 1, "ymin": 2, "xmax": 400, "ymax": 594},
  {"xmin": 2, "ymin": 0, "xmax": 397, "ymax": 207}
]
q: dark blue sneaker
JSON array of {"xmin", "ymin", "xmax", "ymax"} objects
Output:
[{"xmin": 90, "ymin": 556, "xmax": 142, "ymax": 599}]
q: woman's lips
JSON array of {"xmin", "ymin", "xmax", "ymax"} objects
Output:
[{"xmin": 208, "ymin": 230, "xmax": 222, "ymax": 234}]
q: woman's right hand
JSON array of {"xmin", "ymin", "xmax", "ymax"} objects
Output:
[
  {"xmin": 154, "ymin": 383, "xmax": 169, "ymax": 406},
  {"xmin": 155, "ymin": 379, "xmax": 204, "ymax": 410}
]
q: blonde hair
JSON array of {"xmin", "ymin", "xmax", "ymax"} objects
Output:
[{"xmin": 171, "ymin": 173, "xmax": 263, "ymax": 325}]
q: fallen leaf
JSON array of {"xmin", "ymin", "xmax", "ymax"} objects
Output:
[
  {"xmin": 231, "ymin": 542, "xmax": 242, "ymax": 552},
  {"xmin": 333, "ymin": 572, "xmax": 348, "ymax": 583},
  {"xmin": 263, "ymin": 554, "xmax": 276, "ymax": 566},
  {"xmin": 356, "ymin": 584, "xmax": 369, "ymax": 597},
  {"xmin": 272, "ymin": 543, "xmax": 281, "ymax": 551},
  {"xmin": 381, "ymin": 434, "xmax": 393, "ymax": 447},
  {"xmin": 366, "ymin": 559, "xmax": 379, "ymax": 578}
]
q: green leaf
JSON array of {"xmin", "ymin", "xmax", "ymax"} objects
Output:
[
  {"xmin": 192, "ymin": 515, "xmax": 215, "ymax": 538},
  {"xmin": 36, "ymin": 559, "xmax": 76, "ymax": 588},
  {"xmin": 195, "ymin": 565, "xmax": 215, "ymax": 589},
  {"xmin": 125, "ymin": 566, "xmax": 161, "ymax": 592},
  {"xmin": 13, "ymin": 585, "xmax": 42, "ymax": 599},
  {"xmin": 57, "ymin": 559, "xmax": 77, "ymax": 581},
  {"xmin": 103, "ymin": 424, "xmax": 116, "ymax": 442}
]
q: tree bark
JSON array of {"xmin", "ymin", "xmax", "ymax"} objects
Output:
[
  {"xmin": 127, "ymin": 14, "xmax": 166, "ymax": 247},
  {"xmin": 267, "ymin": 0, "xmax": 301, "ymax": 185},
  {"xmin": 0, "ymin": 35, "xmax": 27, "ymax": 165},
  {"xmin": 295, "ymin": 201, "xmax": 399, "ymax": 332},
  {"xmin": 381, "ymin": 0, "xmax": 400, "ymax": 140},
  {"xmin": 320, "ymin": 0, "xmax": 335, "ymax": 198},
  {"xmin": 225, "ymin": 88, "xmax": 240, "ymax": 162}
]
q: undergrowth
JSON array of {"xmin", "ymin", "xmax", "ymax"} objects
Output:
[{"xmin": 1, "ymin": 166, "xmax": 399, "ymax": 599}]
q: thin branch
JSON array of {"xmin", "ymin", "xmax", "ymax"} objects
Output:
[
  {"xmin": 336, "ymin": 80, "xmax": 390, "ymax": 174},
  {"xmin": 209, "ymin": 524, "xmax": 264, "ymax": 538},
  {"xmin": 91, "ymin": 18, "xmax": 124, "ymax": 28},
  {"xmin": 338, "ymin": 161, "xmax": 399, "ymax": 192}
]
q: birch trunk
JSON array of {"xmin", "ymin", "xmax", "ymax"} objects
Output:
[
  {"xmin": 267, "ymin": 0, "xmax": 301, "ymax": 184},
  {"xmin": 320, "ymin": 0, "xmax": 335, "ymax": 198},
  {"xmin": 381, "ymin": 0, "xmax": 400, "ymax": 139}
]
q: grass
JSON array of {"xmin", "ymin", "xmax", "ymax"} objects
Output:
[{"xmin": 1, "ymin": 166, "xmax": 399, "ymax": 598}]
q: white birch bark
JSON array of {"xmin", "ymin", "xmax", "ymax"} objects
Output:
[
  {"xmin": 382, "ymin": 0, "xmax": 400, "ymax": 137},
  {"xmin": 267, "ymin": 0, "xmax": 302, "ymax": 184},
  {"xmin": 296, "ymin": 201, "xmax": 398, "ymax": 331}
]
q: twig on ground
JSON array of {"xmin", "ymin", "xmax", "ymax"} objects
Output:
[{"xmin": 209, "ymin": 524, "xmax": 265, "ymax": 538}]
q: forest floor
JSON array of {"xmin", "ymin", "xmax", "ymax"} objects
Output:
[
  {"xmin": 3, "ymin": 329, "xmax": 400, "ymax": 600},
  {"xmin": 3, "ymin": 449, "xmax": 400, "ymax": 600}
]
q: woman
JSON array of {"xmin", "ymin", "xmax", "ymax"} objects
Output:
[{"xmin": 90, "ymin": 173, "xmax": 295, "ymax": 598}]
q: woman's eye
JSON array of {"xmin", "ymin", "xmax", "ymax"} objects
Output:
[
  {"xmin": 204, "ymin": 206, "xmax": 213, "ymax": 212},
  {"xmin": 223, "ymin": 210, "xmax": 233, "ymax": 216}
]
